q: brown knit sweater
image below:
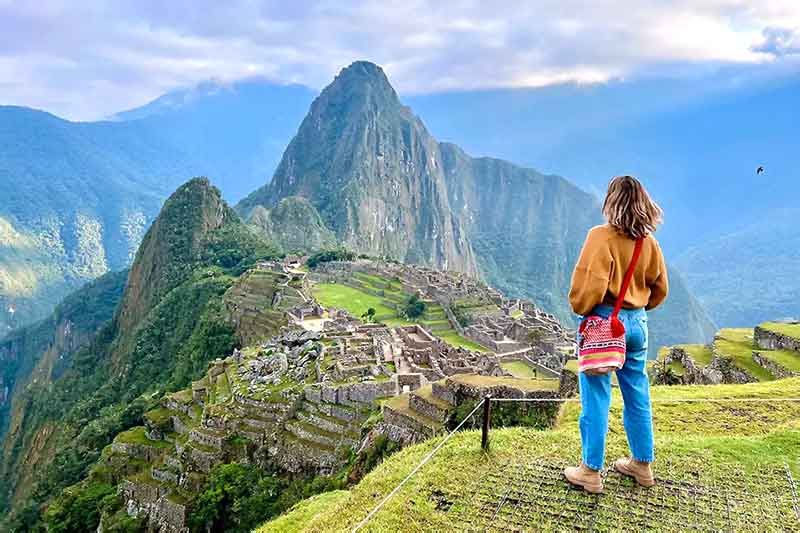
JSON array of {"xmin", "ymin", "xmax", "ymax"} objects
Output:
[{"xmin": 568, "ymin": 224, "xmax": 669, "ymax": 316}]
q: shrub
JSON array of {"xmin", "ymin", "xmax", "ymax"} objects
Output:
[{"xmin": 401, "ymin": 294, "xmax": 426, "ymax": 320}]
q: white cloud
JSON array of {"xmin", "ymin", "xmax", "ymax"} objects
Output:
[{"xmin": 0, "ymin": 0, "xmax": 799, "ymax": 120}]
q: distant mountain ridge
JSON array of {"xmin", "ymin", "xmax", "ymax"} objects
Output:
[
  {"xmin": 675, "ymin": 208, "xmax": 800, "ymax": 327},
  {"xmin": 0, "ymin": 81, "xmax": 313, "ymax": 336}
]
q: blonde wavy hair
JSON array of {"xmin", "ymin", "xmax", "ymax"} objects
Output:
[{"xmin": 602, "ymin": 175, "xmax": 663, "ymax": 239}]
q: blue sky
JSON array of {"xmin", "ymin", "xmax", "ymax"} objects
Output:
[{"xmin": 0, "ymin": 0, "xmax": 799, "ymax": 120}]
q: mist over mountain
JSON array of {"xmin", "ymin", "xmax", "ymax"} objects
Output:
[
  {"xmin": 674, "ymin": 208, "xmax": 800, "ymax": 327},
  {"xmin": 4, "ymin": 59, "xmax": 779, "ymax": 337},
  {"xmin": 0, "ymin": 106, "xmax": 188, "ymax": 335},
  {"xmin": 112, "ymin": 79, "xmax": 315, "ymax": 202}
]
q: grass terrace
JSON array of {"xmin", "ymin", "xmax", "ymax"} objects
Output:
[
  {"xmin": 757, "ymin": 348, "xmax": 800, "ymax": 373},
  {"xmin": 312, "ymin": 276, "xmax": 488, "ymax": 351},
  {"xmin": 759, "ymin": 321, "xmax": 800, "ymax": 339},
  {"xmin": 448, "ymin": 373, "xmax": 560, "ymax": 393},
  {"xmin": 312, "ymin": 283, "xmax": 406, "ymax": 325},
  {"xmin": 500, "ymin": 360, "xmax": 539, "ymax": 378},
  {"xmin": 115, "ymin": 427, "xmax": 172, "ymax": 449},
  {"xmin": 677, "ymin": 344, "xmax": 714, "ymax": 366},
  {"xmin": 261, "ymin": 378, "xmax": 800, "ymax": 531},
  {"xmin": 714, "ymin": 328, "xmax": 775, "ymax": 381}
]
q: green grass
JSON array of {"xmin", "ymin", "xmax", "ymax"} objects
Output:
[
  {"xmin": 756, "ymin": 349, "xmax": 800, "ymax": 373},
  {"xmin": 714, "ymin": 328, "xmax": 775, "ymax": 381},
  {"xmin": 436, "ymin": 330, "xmax": 488, "ymax": 352},
  {"xmin": 313, "ymin": 283, "xmax": 407, "ymax": 323},
  {"xmin": 500, "ymin": 360, "xmax": 538, "ymax": 378},
  {"xmin": 760, "ymin": 321, "xmax": 800, "ymax": 340},
  {"xmin": 313, "ymin": 281, "xmax": 487, "ymax": 352},
  {"xmin": 256, "ymin": 490, "xmax": 349, "ymax": 532},
  {"xmin": 412, "ymin": 384, "xmax": 452, "ymax": 410},
  {"xmin": 677, "ymin": 344, "xmax": 714, "ymax": 366},
  {"xmin": 262, "ymin": 378, "xmax": 800, "ymax": 531},
  {"xmin": 215, "ymin": 371, "xmax": 231, "ymax": 401},
  {"xmin": 143, "ymin": 408, "xmax": 173, "ymax": 429},
  {"xmin": 114, "ymin": 427, "xmax": 172, "ymax": 449},
  {"xmin": 383, "ymin": 394, "xmax": 443, "ymax": 430},
  {"xmin": 448, "ymin": 373, "xmax": 560, "ymax": 392}
]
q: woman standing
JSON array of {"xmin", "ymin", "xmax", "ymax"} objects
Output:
[{"xmin": 564, "ymin": 175, "xmax": 669, "ymax": 493}]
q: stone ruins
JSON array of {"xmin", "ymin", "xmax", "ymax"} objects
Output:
[{"xmin": 109, "ymin": 259, "xmax": 579, "ymax": 532}]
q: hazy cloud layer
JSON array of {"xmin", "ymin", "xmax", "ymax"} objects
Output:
[{"xmin": 0, "ymin": 0, "xmax": 799, "ymax": 119}]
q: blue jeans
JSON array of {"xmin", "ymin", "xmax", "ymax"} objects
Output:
[{"xmin": 577, "ymin": 305, "xmax": 654, "ymax": 470}]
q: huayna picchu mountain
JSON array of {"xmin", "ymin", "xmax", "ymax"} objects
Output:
[
  {"xmin": 238, "ymin": 61, "xmax": 478, "ymax": 275},
  {"xmin": 0, "ymin": 178, "xmax": 279, "ymax": 529},
  {"xmin": 238, "ymin": 61, "xmax": 715, "ymax": 352}
]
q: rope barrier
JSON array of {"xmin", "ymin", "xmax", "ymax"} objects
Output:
[
  {"xmin": 351, "ymin": 394, "xmax": 800, "ymax": 530},
  {"xmin": 351, "ymin": 398, "xmax": 487, "ymax": 532}
]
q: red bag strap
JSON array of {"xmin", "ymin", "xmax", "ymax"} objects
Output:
[{"xmin": 612, "ymin": 237, "xmax": 644, "ymax": 318}]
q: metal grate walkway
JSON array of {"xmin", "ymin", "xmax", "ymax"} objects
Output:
[{"xmin": 444, "ymin": 460, "xmax": 800, "ymax": 532}]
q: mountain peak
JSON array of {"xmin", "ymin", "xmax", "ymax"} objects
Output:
[
  {"xmin": 116, "ymin": 176, "xmax": 234, "ymax": 333},
  {"xmin": 336, "ymin": 60, "xmax": 389, "ymax": 84},
  {"xmin": 323, "ymin": 60, "xmax": 399, "ymax": 110}
]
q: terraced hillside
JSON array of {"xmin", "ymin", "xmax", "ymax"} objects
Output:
[
  {"xmin": 72, "ymin": 333, "xmax": 381, "ymax": 531},
  {"xmin": 223, "ymin": 267, "xmax": 305, "ymax": 345},
  {"xmin": 72, "ymin": 330, "xmax": 566, "ymax": 531},
  {"xmin": 260, "ymin": 377, "xmax": 800, "ymax": 531},
  {"xmin": 655, "ymin": 322, "xmax": 800, "ymax": 385},
  {"xmin": 311, "ymin": 271, "xmax": 486, "ymax": 352}
]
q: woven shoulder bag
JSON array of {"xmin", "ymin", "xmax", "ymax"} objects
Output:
[{"xmin": 577, "ymin": 237, "xmax": 644, "ymax": 374}]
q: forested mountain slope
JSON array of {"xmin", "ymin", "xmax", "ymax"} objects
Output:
[{"xmin": 0, "ymin": 178, "xmax": 277, "ymax": 529}]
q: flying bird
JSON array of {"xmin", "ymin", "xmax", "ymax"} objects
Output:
[{"xmin": 757, "ymin": 166, "xmax": 764, "ymax": 175}]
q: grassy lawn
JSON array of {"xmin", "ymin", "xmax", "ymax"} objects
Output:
[
  {"xmin": 714, "ymin": 328, "xmax": 775, "ymax": 381},
  {"xmin": 312, "ymin": 283, "xmax": 405, "ymax": 322},
  {"xmin": 115, "ymin": 427, "xmax": 172, "ymax": 448},
  {"xmin": 436, "ymin": 330, "xmax": 488, "ymax": 352},
  {"xmin": 448, "ymin": 373, "xmax": 560, "ymax": 392},
  {"xmin": 500, "ymin": 360, "xmax": 539, "ymax": 378},
  {"xmin": 760, "ymin": 321, "xmax": 800, "ymax": 340},
  {"xmin": 313, "ymin": 281, "xmax": 487, "ymax": 352},
  {"xmin": 256, "ymin": 491, "xmax": 350, "ymax": 532},
  {"xmin": 260, "ymin": 378, "xmax": 800, "ymax": 531}
]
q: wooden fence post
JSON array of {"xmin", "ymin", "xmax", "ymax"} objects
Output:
[{"xmin": 481, "ymin": 395, "xmax": 492, "ymax": 451}]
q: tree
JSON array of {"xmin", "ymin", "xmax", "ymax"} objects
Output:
[
  {"xmin": 361, "ymin": 308, "xmax": 377, "ymax": 323},
  {"xmin": 401, "ymin": 294, "xmax": 426, "ymax": 320}
]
